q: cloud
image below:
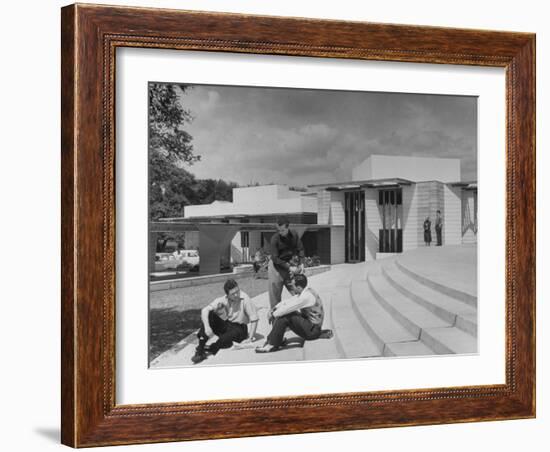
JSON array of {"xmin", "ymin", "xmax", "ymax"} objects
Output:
[{"xmin": 176, "ymin": 84, "xmax": 477, "ymax": 185}]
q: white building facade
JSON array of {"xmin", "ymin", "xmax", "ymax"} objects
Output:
[
  {"xmin": 172, "ymin": 155, "xmax": 477, "ymax": 272},
  {"xmin": 313, "ymin": 155, "xmax": 477, "ymax": 262}
]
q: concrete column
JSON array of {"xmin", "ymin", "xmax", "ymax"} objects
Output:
[
  {"xmin": 330, "ymin": 227, "xmax": 345, "ymax": 264},
  {"xmin": 197, "ymin": 224, "xmax": 241, "ymax": 276},
  {"xmin": 292, "ymin": 225, "xmax": 309, "ymax": 239},
  {"xmin": 443, "ymin": 185, "xmax": 462, "ymax": 245},
  {"xmin": 364, "ymin": 189, "xmax": 380, "ymax": 261}
]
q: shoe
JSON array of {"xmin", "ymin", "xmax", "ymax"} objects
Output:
[
  {"xmin": 319, "ymin": 329, "xmax": 334, "ymax": 339},
  {"xmin": 191, "ymin": 350, "xmax": 208, "ymax": 364},
  {"xmin": 255, "ymin": 344, "xmax": 278, "ymax": 353}
]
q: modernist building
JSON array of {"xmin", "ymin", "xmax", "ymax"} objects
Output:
[{"xmin": 154, "ymin": 155, "xmax": 477, "ymax": 275}]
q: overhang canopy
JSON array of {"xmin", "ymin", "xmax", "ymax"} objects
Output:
[
  {"xmin": 150, "ymin": 222, "xmax": 342, "ymax": 233},
  {"xmin": 450, "ymin": 181, "xmax": 478, "ymax": 191},
  {"xmin": 309, "ymin": 178, "xmax": 413, "ymax": 191}
]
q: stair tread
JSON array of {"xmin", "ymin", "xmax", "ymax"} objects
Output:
[
  {"xmin": 395, "ymin": 259, "xmax": 477, "ymax": 307},
  {"xmin": 351, "ymin": 280, "xmax": 417, "ymax": 344},
  {"xmin": 422, "ymin": 326, "xmax": 478, "ymax": 354},
  {"xmin": 383, "ymin": 261, "xmax": 477, "ymax": 320},
  {"xmin": 331, "ymin": 287, "xmax": 381, "ymax": 358},
  {"xmin": 368, "ymin": 273, "xmax": 450, "ymax": 329},
  {"xmin": 385, "ymin": 340, "xmax": 435, "ymax": 357}
]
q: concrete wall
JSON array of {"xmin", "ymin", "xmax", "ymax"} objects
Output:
[
  {"xmin": 364, "ymin": 189, "xmax": 380, "ymax": 261},
  {"xmin": 462, "ymin": 190, "xmax": 478, "ymax": 243},
  {"xmin": 317, "ymin": 189, "xmax": 345, "ymax": 225},
  {"xmin": 184, "ymin": 184, "xmax": 317, "ymax": 218},
  {"xmin": 415, "ymin": 181, "xmax": 445, "ymax": 244},
  {"xmin": 330, "ymin": 227, "xmax": 346, "ymax": 264},
  {"xmin": 352, "ymin": 155, "xmax": 461, "ymax": 183},
  {"xmin": 402, "ymin": 184, "xmax": 420, "ymax": 250},
  {"xmin": 329, "ymin": 191, "xmax": 345, "ymax": 225},
  {"xmin": 233, "ymin": 184, "xmax": 300, "ymax": 204},
  {"xmin": 444, "ymin": 185, "xmax": 462, "ymax": 245},
  {"xmin": 317, "ymin": 189, "xmax": 330, "ymax": 224}
]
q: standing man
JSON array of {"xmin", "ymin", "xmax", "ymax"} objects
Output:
[
  {"xmin": 268, "ymin": 216, "xmax": 305, "ymax": 309},
  {"xmin": 435, "ymin": 210, "xmax": 443, "ymax": 246},
  {"xmin": 191, "ymin": 279, "xmax": 258, "ymax": 364}
]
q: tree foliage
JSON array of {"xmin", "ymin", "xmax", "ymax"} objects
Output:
[
  {"xmin": 149, "ymin": 83, "xmax": 199, "ymax": 164},
  {"xmin": 148, "ymin": 83, "xmax": 239, "ymax": 222},
  {"xmin": 149, "ymin": 83, "xmax": 198, "ymax": 221}
]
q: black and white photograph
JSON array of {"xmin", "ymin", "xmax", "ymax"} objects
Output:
[{"xmin": 148, "ymin": 83, "xmax": 478, "ymax": 368}]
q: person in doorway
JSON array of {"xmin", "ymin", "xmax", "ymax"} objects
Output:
[
  {"xmin": 191, "ymin": 279, "xmax": 258, "ymax": 364},
  {"xmin": 435, "ymin": 210, "xmax": 443, "ymax": 246},
  {"xmin": 268, "ymin": 216, "xmax": 305, "ymax": 309},
  {"xmin": 423, "ymin": 216, "xmax": 432, "ymax": 246},
  {"xmin": 255, "ymin": 274, "xmax": 333, "ymax": 353}
]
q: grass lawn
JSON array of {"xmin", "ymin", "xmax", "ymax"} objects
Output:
[{"xmin": 149, "ymin": 276, "xmax": 269, "ymax": 361}]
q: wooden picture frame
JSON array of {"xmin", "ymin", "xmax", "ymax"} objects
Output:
[{"xmin": 61, "ymin": 3, "xmax": 535, "ymax": 447}]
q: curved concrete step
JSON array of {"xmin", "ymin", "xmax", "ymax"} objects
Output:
[
  {"xmin": 384, "ymin": 341, "xmax": 435, "ymax": 357},
  {"xmin": 367, "ymin": 272, "xmax": 479, "ymax": 355},
  {"xmin": 368, "ymin": 268, "xmax": 477, "ymax": 355},
  {"xmin": 331, "ymin": 286, "xmax": 381, "ymax": 359},
  {"xmin": 350, "ymin": 280, "xmax": 417, "ymax": 351},
  {"xmin": 367, "ymin": 272, "xmax": 450, "ymax": 339},
  {"xmin": 421, "ymin": 327, "xmax": 478, "ymax": 355},
  {"xmin": 395, "ymin": 260, "xmax": 477, "ymax": 308},
  {"xmin": 303, "ymin": 290, "xmax": 342, "ymax": 361},
  {"xmin": 381, "ymin": 261, "xmax": 477, "ymax": 337}
]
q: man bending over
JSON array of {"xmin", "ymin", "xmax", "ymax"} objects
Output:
[
  {"xmin": 192, "ymin": 278, "xmax": 258, "ymax": 364},
  {"xmin": 255, "ymin": 274, "xmax": 332, "ymax": 353}
]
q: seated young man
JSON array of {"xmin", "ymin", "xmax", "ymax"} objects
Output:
[
  {"xmin": 192, "ymin": 278, "xmax": 258, "ymax": 364},
  {"xmin": 255, "ymin": 274, "xmax": 332, "ymax": 353}
]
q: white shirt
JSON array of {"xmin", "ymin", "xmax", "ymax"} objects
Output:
[{"xmin": 272, "ymin": 286, "xmax": 316, "ymax": 318}]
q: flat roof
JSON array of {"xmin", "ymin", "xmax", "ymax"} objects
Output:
[
  {"xmin": 151, "ymin": 222, "xmax": 343, "ymax": 233},
  {"xmin": 309, "ymin": 178, "xmax": 414, "ymax": 190},
  {"xmin": 310, "ymin": 178, "xmax": 478, "ymax": 191},
  {"xmin": 450, "ymin": 182, "xmax": 478, "ymax": 190}
]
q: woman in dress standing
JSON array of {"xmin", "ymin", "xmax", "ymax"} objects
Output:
[{"xmin": 423, "ymin": 216, "xmax": 432, "ymax": 246}]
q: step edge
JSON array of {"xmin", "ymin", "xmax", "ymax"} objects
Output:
[{"xmin": 395, "ymin": 259, "xmax": 477, "ymax": 308}]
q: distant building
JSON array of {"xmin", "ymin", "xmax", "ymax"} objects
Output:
[
  {"xmin": 158, "ymin": 155, "xmax": 477, "ymax": 274},
  {"xmin": 311, "ymin": 155, "xmax": 477, "ymax": 261}
]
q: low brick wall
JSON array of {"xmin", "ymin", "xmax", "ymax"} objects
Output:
[{"xmin": 150, "ymin": 265, "xmax": 332, "ymax": 292}]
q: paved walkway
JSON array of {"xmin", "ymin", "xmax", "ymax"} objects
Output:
[
  {"xmin": 150, "ymin": 263, "xmax": 365, "ymax": 368},
  {"xmin": 150, "ymin": 244, "xmax": 478, "ymax": 368}
]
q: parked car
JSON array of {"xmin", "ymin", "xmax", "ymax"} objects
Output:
[
  {"xmin": 173, "ymin": 249, "xmax": 200, "ymax": 267},
  {"xmin": 154, "ymin": 252, "xmax": 180, "ymax": 271}
]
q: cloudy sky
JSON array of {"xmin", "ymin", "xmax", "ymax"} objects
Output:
[{"xmin": 171, "ymin": 83, "xmax": 477, "ymax": 187}]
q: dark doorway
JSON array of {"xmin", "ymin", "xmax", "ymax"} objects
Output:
[
  {"xmin": 345, "ymin": 191, "xmax": 365, "ymax": 262},
  {"xmin": 378, "ymin": 188, "xmax": 403, "ymax": 253}
]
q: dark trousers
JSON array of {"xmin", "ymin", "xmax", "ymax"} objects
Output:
[
  {"xmin": 436, "ymin": 227, "xmax": 442, "ymax": 246},
  {"xmin": 197, "ymin": 312, "xmax": 248, "ymax": 354},
  {"xmin": 268, "ymin": 260, "xmax": 294, "ymax": 309},
  {"xmin": 267, "ymin": 312, "xmax": 321, "ymax": 348}
]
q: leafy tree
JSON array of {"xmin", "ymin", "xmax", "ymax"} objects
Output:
[
  {"xmin": 148, "ymin": 83, "xmax": 199, "ymax": 164},
  {"xmin": 148, "ymin": 83, "xmax": 239, "ymax": 224},
  {"xmin": 149, "ymin": 83, "xmax": 200, "ymax": 221}
]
